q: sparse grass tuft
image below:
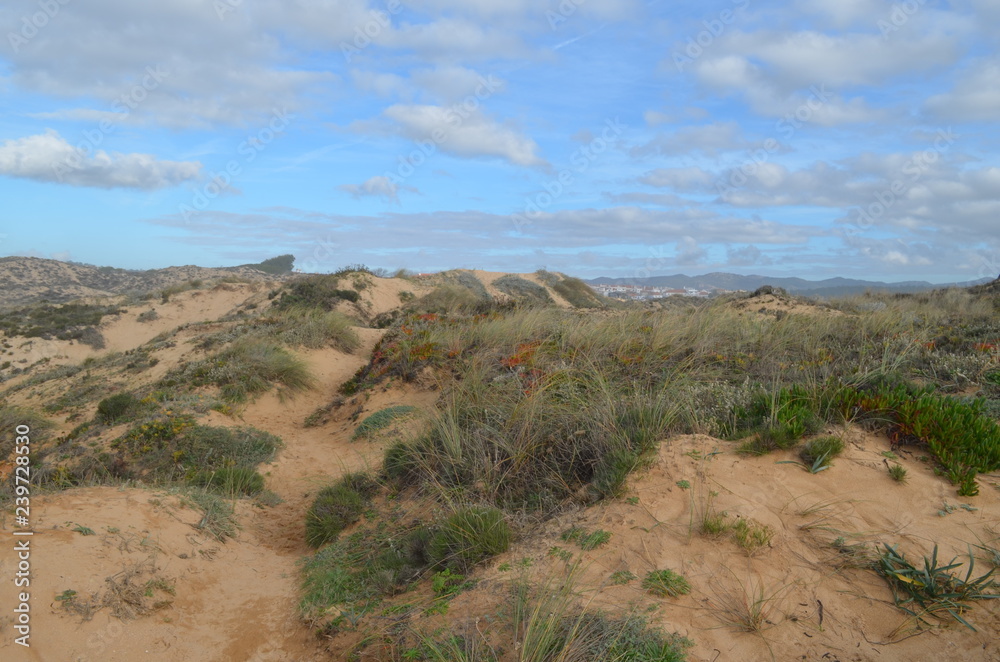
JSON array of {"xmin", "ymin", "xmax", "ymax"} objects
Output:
[
  {"xmin": 888, "ymin": 463, "xmax": 908, "ymax": 483},
  {"xmin": 642, "ymin": 569, "xmax": 691, "ymax": 598},
  {"xmin": 733, "ymin": 518, "xmax": 774, "ymax": 556}
]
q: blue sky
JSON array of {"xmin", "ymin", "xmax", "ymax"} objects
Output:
[{"xmin": 1, "ymin": 0, "xmax": 998, "ymax": 282}]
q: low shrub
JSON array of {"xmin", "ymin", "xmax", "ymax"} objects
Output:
[
  {"xmin": 799, "ymin": 436, "xmax": 845, "ymax": 471},
  {"xmin": 352, "ymin": 405, "xmax": 418, "ymax": 441},
  {"xmin": 96, "ymin": 392, "xmax": 143, "ymax": 425}
]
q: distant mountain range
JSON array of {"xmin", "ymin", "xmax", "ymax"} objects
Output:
[{"xmin": 585, "ymin": 272, "xmax": 996, "ymax": 298}]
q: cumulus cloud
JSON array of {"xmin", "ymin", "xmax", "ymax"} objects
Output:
[
  {"xmin": 372, "ymin": 104, "xmax": 546, "ymax": 167},
  {"xmin": 924, "ymin": 58, "xmax": 1000, "ymax": 122},
  {"xmin": 0, "ymin": 130, "xmax": 201, "ymax": 190}
]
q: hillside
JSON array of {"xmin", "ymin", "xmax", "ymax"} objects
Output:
[
  {"xmin": 0, "ymin": 256, "xmax": 296, "ymax": 309},
  {"xmin": 1, "ymin": 267, "xmax": 999, "ymax": 661}
]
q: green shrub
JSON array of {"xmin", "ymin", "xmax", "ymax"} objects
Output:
[
  {"xmin": 273, "ymin": 275, "xmax": 360, "ymax": 310},
  {"xmin": 96, "ymin": 392, "xmax": 142, "ymax": 425},
  {"xmin": 188, "ymin": 467, "xmax": 265, "ymax": 495},
  {"xmin": 642, "ymin": 569, "xmax": 691, "ymax": 598},
  {"xmin": 838, "ymin": 378, "xmax": 1000, "ymax": 494},
  {"xmin": 428, "ymin": 507, "xmax": 512, "ymax": 571},
  {"xmin": 552, "ymin": 276, "xmax": 604, "ymax": 308}
]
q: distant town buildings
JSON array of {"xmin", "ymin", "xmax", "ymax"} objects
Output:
[{"xmin": 589, "ymin": 283, "xmax": 716, "ymax": 300}]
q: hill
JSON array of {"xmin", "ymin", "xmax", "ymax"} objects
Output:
[
  {"xmin": 1, "ymin": 265, "xmax": 999, "ymax": 661},
  {"xmin": 0, "ymin": 256, "xmax": 296, "ymax": 309}
]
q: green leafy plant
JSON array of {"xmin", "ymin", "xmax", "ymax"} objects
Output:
[
  {"xmin": 96, "ymin": 392, "xmax": 143, "ymax": 425},
  {"xmin": 561, "ymin": 527, "xmax": 612, "ymax": 550},
  {"xmin": 877, "ymin": 543, "xmax": 1000, "ymax": 630},
  {"xmin": 798, "ymin": 436, "xmax": 845, "ymax": 472}
]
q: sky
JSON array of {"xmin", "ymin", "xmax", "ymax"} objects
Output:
[{"xmin": 0, "ymin": 0, "xmax": 998, "ymax": 282}]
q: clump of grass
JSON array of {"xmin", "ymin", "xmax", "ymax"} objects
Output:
[
  {"xmin": 732, "ymin": 386, "xmax": 825, "ymax": 455},
  {"xmin": 701, "ymin": 510, "xmax": 731, "ymax": 536},
  {"xmin": 351, "ymin": 405, "xmax": 418, "ymax": 441},
  {"xmin": 96, "ymin": 392, "xmax": 144, "ymax": 425},
  {"xmin": 610, "ymin": 569, "xmax": 637, "ymax": 585},
  {"xmin": 184, "ymin": 489, "xmax": 239, "ymax": 541},
  {"xmin": 506, "ymin": 570, "xmax": 693, "ymax": 662},
  {"xmin": 195, "ymin": 338, "xmax": 315, "ymax": 402},
  {"xmin": 888, "ymin": 463, "xmax": 908, "ymax": 483},
  {"xmin": 428, "ymin": 506, "xmax": 512, "ymax": 572},
  {"xmin": 552, "ymin": 276, "xmax": 605, "ymax": 308},
  {"xmin": 708, "ymin": 575, "xmax": 786, "ymax": 633},
  {"xmin": 799, "ymin": 436, "xmax": 845, "ymax": 472},
  {"xmin": 561, "ymin": 527, "xmax": 612, "ymax": 550},
  {"xmin": 413, "ymin": 284, "xmax": 485, "ymax": 314},
  {"xmin": 642, "ymin": 569, "xmax": 691, "ymax": 597},
  {"xmin": 733, "ymin": 518, "xmax": 774, "ymax": 556},
  {"xmin": 877, "ymin": 543, "xmax": 1000, "ymax": 630},
  {"xmin": 188, "ymin": 467, "xmax": 265, "ymax": 496},
  {"xmin": 269, "ymin": 307, "xmax": 360, "ymax": 352},
  {"xmin": 305, "ymin": 472, "xmax": 380, "ymax": 548}
]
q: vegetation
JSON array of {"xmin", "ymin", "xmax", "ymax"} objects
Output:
[
  {"xmin": 245, "ymin": 254, "xmax": 295, "ymax": 275},
  {"xmin": 877, "ymin": 543, "xmax": 1000, "ymax": 630},
  {"xmin": 305, "ymin": 472, "xmax": 380, "ymax": 548},
  {"xmin": 492, "ymin": 275, "xmax": 554, "ymax": 307},
  {"xmin": 271, "ymin": 273, "xmax": 361, "ymax": 310},
  {"xmin": 96, "ymin": 392, "xmax": 144, "ymax": 425},
  {"xmin": 170, "ymin": 338, "xmax": 316, "ymax": 403},
  {"xmin": 351, "ymin": 405, "xmax": 418, "ymax": 441},
  {"xmin": 0, "ymin": 302, "xmax": 121, "ymax": 345},
  {"xmin": 427, "ymin": 506, "xmax": 512, "ymax": 572},
  {"xmin": 642, "ymin": 569, "xmax": 692, "ymax": 598}
]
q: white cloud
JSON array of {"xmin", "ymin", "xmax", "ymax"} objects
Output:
[
  {"xmin": 378, "ymin": 104, "xmax": 547, "ymax": 166},
  {"xmin": 639, "ymin": 167, "xmax": 715, "ymax": 191},
  {"xmin": 924, "ymin": 58, "xmax": 1000, "ymax": 122},
  {"xmin": 631, "ymin": 121, "xmax": 747, "ymax": 157},
  {"xmin": 0, "ymin": 130, "xmax": 201, "ymax": 189},
  {"xmin": 338, "ymin": 174, "xmax": 417, "ymax": 202}
]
